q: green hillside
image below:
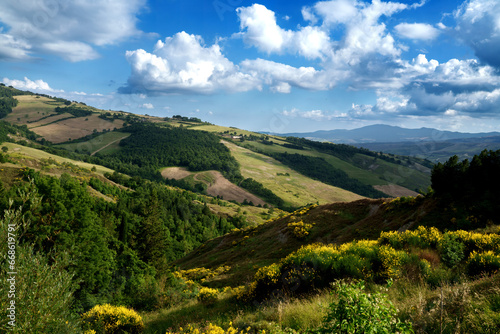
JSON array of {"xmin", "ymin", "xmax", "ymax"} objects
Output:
[{"xmin": 2, "ymin": 85, "xmax": 499, "ymax": 334}]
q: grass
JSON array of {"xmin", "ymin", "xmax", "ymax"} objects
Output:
[
  {"xmin": 5, "ymin": 95, "xmax": 62, "ymax": 125},
  {"xmin": 242, "ymin": 141, "xmax": 430, "ymax": 191},
  {"xmin": 56, "ymin": 131, "xmax": 131, "ymax": 155},
  {"xmin": 223, "ymin": 140, "xmax": 364, "ymax": 207},
  {"xmin": 1, "ymin": 142, "xmax": 114, "ymax": 175}
]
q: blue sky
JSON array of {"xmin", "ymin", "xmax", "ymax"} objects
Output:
[{"xmin": 1, "ymin": 0, "xmax": 500, "ymax": 133}]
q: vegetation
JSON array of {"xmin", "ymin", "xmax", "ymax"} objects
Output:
[
  {"xmin": 81, "ymin": 304, "xmax": 144, "ymax": 334},
  {"xmin": 270, "ymin": 152, "xmax": 386, "ymax": 198},
  {"xmin": 431, "ymin": 149, "xmax": 500, "ymax": 226}
]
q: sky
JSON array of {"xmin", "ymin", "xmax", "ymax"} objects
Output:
[{"xmin": 1, "ymin": 0, "xmax": 500, "ymax": 133}]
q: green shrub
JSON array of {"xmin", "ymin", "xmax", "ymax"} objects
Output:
[
  {"xmin": 311, "ymin": 281, "xmax": 413, "ymax": 334},
  {"xmin": 439, "ymin": 234, "xmax": 465, "ymax": 268},
  {"xmin": 81, "ymin": 304, "xmax": 144, "ymax": 334}
]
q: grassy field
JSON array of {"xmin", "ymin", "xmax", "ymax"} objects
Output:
[
  {"xmin": 242, "ymin": 140, "xmax": 430, "ymax": 192},
  {"xmin": 223, "ymin": 140, "xmax": 364, "ymax": 207},
  {"xmin": 57, "ymin": 131, "xmax": 131, "ymax": 155},
  {"xmin": 1, "ymin": 142, "xmax": 114, "ymax": 175},
  {"xmin": 5, "ymin": 95, "xmax": 62, "ymax": 125}
]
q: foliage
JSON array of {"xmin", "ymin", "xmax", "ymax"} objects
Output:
[
  {"xmin": 239, "ymin": 178, "xmax": 285, "ymax": 208},
  {"xmin": 55, "ymin": 105, "xmax": 93, "ymax": 117},
  {"xmin": 311, "ymin": 281, "xmax": 413, "ymax": 334},
  {"xmin": 467, "ymin": 251, "xmax": 500, "ymax": 276},
  {"xmin": 81, "ymin": 304, "xmax": 144, "ymax": 334},
  {"xmin": 0, "ymin": 169, "xmax": 245, "ymax": 311},
  {"xmin": 244, "ymin": 226, "xmax": 499, "ymax": 300},
  {"xmin": 431, "ymin": 150, "xmax": 500, "ymax": 225},
  {"xmin": 439, "ymin": 233, "xmax": 465, "ymax": 268},
  {"xmin": 270, "ymin": 152, "xmax": 385, "ymax": 198},
  {"xmin": 287, "ymin": 220, "xmax": 314, "ymax": 239},
  {"xmin": 166, "ymin": 322, "xmax": 251, "ymax": 334},
  {"xmin": 197, "ymin": 287, "xmax": 219, "ymax": 306},
  {"xmin": 0, "ymin": 182, "xmax": 81, "ymax": 333}
]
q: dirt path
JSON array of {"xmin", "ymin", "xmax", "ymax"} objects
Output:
[{"xmin": 90, "ymin": 138, "xmax": 124, "ymax": 156}]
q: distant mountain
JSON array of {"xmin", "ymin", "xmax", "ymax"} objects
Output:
[{"xmin": 279, "ymin": 124, "xmax": 500, "ymax": 144}]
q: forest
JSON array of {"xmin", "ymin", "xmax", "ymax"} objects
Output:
[{"xmin": 0, "ymin": 168, "xmax": 246, "ymax": 316}]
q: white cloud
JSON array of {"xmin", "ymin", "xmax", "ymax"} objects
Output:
[
  {"xmin": 454, "ymin": 0, "xmax": 500, "ymax": 68},
  {"xmin": 142, "ymin": 103, "xmax": 154, "ymax": 109},
  {"xmin": 236, "ymin": 4, "xmax": 292, "ymax": 54},
  {"xmin": 281, "ymin": 108, "xmax": 341, "ymax": 121},
  {"xmin": 2, "ymin": 76, "xmax": 63, "ymax": 93},
  {"xmin": 395, "ymin": 23, "xmax": 440, "ymax": 40},
  {"xmin": 241, "ymin": 58, "xmax": 333, "ymax": 92},
  {"xmin": 0, "ymin": 33, "xmax": 31, "ymax": 60},
  {"xmin": 0, "ymin": 0, "xmax": 146, "ymax": 61},
  {"xmin": 121, "ymin": 32, "xmax": 261, "ymax": 95},
  {"xmin": 236, "ymin": 4, "xmax": 330, "ymax": 59}
]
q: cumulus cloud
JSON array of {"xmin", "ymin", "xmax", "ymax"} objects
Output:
[
  {"xmin": 2, "ymin": 76, "xmax": 63, "ymax": 93},
  {"xmin": 454, "ymin": 0, "xmax": 500, "ymax": 68},
  {"xmin": 241, "ymin": 58, "xmax": 333, "ymax": 92},
  {"xmin": 0, "ymin": 0, "xmax": 146, "ymax": 61},
  {"xmin": 120, "ymin": 32, "xmax": 261, "ymax": 95},
  {"xmin": 395, "ymin": 23, "xmax": 440, "ymax": 40},
  {"xmin": 235, "ymin": 4, "xmax": 331, "ymax": 59}
]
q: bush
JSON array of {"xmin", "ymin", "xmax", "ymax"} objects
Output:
[
  {"xmin": 311, "ymin": 281, "xmax": 413, "ymax": 334},
  {"xmin": 467, "ymin": 251, "xmax": 500, "ymax": 277},
  {"xmin": 81, "ymin": 304, "xmax": 144, "ymax": 334},
  {"xmin": 439, "ymin": 234, "xmax": 465, "ymax": 268},
  {"xmin": 197, "ymin": 287, "xmax": 219, "ymax": 306}
]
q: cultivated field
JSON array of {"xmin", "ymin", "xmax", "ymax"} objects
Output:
[
  {"xmin": 222, "ymin": 140, "xmax": 364, "ymax": 207},
  {"xmin": 32, "ymin": 115, "xmax": 125, "ymax": 143}
]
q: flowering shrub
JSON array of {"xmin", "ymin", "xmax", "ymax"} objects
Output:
[
  {"xmin": 81, "ymin": 304, "xmax": 144, "ymax": 334},
  {"xmin": 379, "ymin": 226, "xmax": 442, "ymax": 249},
  {"xmin": 287, "ymin": 220, "xmax": 313, "ymax": 239},
  {"xmin": 466, "ymin": 251, "xmax": 500, "ymax": 276},
  {"xmin": 197, "ymin": 287, "xmax": 219, "ymax": 306},
  {"xmin": 166, "ymin": 322, "xmax": 251, "ymax": 334}
]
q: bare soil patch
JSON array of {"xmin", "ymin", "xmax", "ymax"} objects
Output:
[
  {"xmin": 206, "ymin": 171, "xmax": 266, "ymax": 206},
  {"xmin": 161, "ymin": 167, "xmax": 192, "ymax": 180}
]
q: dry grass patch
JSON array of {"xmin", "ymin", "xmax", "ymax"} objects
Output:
[{"xmin": 32, "ymin": 115, "xmax": 124, "ymax": 143}]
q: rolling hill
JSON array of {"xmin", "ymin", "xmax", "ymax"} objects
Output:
[{"xmin": 1, "ymin": 86, "xmax": 432, "ymax": 206}]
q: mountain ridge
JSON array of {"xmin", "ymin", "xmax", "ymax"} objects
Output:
[{"xmin": 276, "ymin": 124, "xmax": 500, "ymax": 144}]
